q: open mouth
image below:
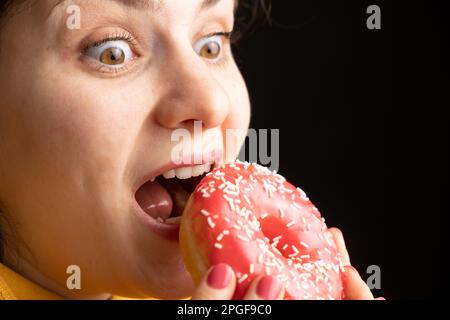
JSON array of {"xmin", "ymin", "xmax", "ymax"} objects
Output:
[{"xmin": 135, "ymin": 163, "xmax": 214, "ymax": 225}]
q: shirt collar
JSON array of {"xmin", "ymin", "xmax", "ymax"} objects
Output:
[{"xmin": 0, "ymin": 262, "xmax": 62, "ymax": 300}]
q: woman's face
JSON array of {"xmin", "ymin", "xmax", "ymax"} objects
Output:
[{"xmin": 0, "ymin": 0, "xmax": 250, "ymax": 298}]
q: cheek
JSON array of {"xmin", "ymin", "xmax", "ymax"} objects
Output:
[
  {"xmin": 39, "ymin": 78, "xmax": 146, "ymax": 162},
  {"xmin": 4, "ymin": 68, "xmax": 153, "ymax": 201}
]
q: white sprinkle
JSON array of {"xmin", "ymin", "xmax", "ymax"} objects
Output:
[
  {"xmin": 277, "ymin": 274, "xmax": 289, "ymax": 282},
  {"xmin": 244, "ymin": 226, "xmax": 254, "ymax": 239},
  {"xmin": 249, "ymin": 264, "xmax": 255, "ymax": 274},
  {"xmin": 279, "ymin": 208, "xmax": 285, "ymax": 218},
  {"xmin": 338, "ymin": 257, "xmax": 345, "ymax": 273},
  {"xmin": 257, "ymin": 253, "xmax": 264, "ymax": 264},
  {"xmin": 261, "ymin": 213, "xmax": 269, "ymax": 219},
  {"xmin": 214, "ymin": 243, "xmax": 223, "ymax": 249},
  {"xmin": 200, "ymin": 209, "xmax": 210, "ymax": 216},
  {"xmin": 300, "ymin": 254, "xmax": 310, "ymax": 259},
  {"xmin": 237, "ymin": 234, "xmax": 250, "ymax": 242},
  {"xmin": 301, "ymin": 217, "xmax": 307, "ymax": 225},
  {"xmin": 265, "ymin": 266, "xmax": 271, "ymax": 276},
  {"xmin": 244, "ymin": 194, "xmax": 251, "ymax": 205},
  {"xmin": 286, "ymin": 220, "xmax": 296, "ymax": 228},
  {"xmin": 223, "ymin": 230, "xmax": 230, "ymax": 235},
  {"xmin": 324, "ymin": 233, "xmax": 334, "ymax": 246},
  {"xmin": 300, "ymin": 241, "xmax": 310, "ymax": 249},
  {"xmin": 224, "ymin": 217, "xmax": 231, "ymax": 223},
  {"xmin": 156, "ymin": 217, "xmax": 165, "ymax": 223},
  {"xmin": 318, "ymin": 233, "xmax": 324, "ymax": 241},
  {"xmin": 273, "ymin": 235, "xmax": 282, "ymax": 242},
  {"xmin": 293, "ymin": 202, "xmax": 302, "ymax": 210},
  {"xmin": 216, "ymin": 233, "xmax": 224, "ymax": 241},
  {"xmin": 238, "ymin": 273, "xmax": 249, "ymax": 283},
  {"xmin": 207, "ymin": 217, "xmax": 215, "ymax": 229},
  {"xmin": 232, "ymin": 224, "xmax": 241, "ymax": 231},
  {"xmin": 256, "ymin": 239, "xmax": 266, "ymax": 245},
  {"xmin": 272, "ymin": 246, "xmax": 283, "ymax": 257},
  {"xmin": 282, "ymin": 244, "xmax": 288, "ymax": 250},
  {"xmin": 291, "ymin": 245, "xmax": 300, "ymax": 254}
]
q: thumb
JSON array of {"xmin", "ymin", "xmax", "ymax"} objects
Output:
[{"xmin": 342, "ymin": 265, "xmax": 374, "ymax": 300}]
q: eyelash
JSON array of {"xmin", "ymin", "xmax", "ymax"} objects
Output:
[
  {"xmin": 82, "ymin": 30, "xmax": 234, "ymax": 74},
  {"xmin": 85, "ymin": 31, "xmax": 139, "ymax": 51}
]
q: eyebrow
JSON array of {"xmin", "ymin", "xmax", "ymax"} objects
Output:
[{"xmin": 56, "ymin": 0, "xmax": 230, "ymax": 12}]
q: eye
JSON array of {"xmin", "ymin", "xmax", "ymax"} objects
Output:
[
  {"xmin": 193, "ymin": 35, "xmax": 223, "ymax": 60},
  {"xmin": 84, "ymin": 40, "xmax": 134, "ymax": 66}
]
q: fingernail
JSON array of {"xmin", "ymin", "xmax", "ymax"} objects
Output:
[
  {"xmin": 344, "ymin": 265, "xmax": 359, "ymax": 275},
  {"xmin": 207, "ymin": 263, "xmax": 233, "ymax": 289},
  {"xmin": 256, "ymin": 276, "xmax": 283, "ymax": 300}
]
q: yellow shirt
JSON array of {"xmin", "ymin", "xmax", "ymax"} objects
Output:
[{"xmin": 0, "ymin": 263, "xmax": 156, "ymax": 300}]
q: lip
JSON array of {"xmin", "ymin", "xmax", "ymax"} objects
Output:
[
  {"xmin": 132, "ymin": 149, "xmax": 223, "ymax": 194},
  {"xmin": 131, "ymin": 149, "xmax": 223, "ymax": 242}
]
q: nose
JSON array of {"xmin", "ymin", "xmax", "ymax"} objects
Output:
[{"xmin": 153, "ymin": 50, "xmax": 231, "ymax": 131}]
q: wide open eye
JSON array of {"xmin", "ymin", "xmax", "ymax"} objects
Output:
[
  {"xmin": 85, "ymin": 40, "xmax": 134, "ymax": 66},
  {"xmin": 193, "ymin": 35, "xmax": 223, "ymax": 60}
]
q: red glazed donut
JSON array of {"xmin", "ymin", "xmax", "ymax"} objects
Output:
[{"xmin": 180, "ymin": 162, "xmax": 344, "ymax": 300}]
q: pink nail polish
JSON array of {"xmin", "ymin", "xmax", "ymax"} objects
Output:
[
  {"xmin": 256, "ymin": 276, "xmax": 282, "ymax": 300},
  {"xmin": 207, "ymin": 263, "xmax": 232, "ymax": 289},
  {"xmin": 347, "ymin": 265, "xmax": 359, "ymax": 275}
]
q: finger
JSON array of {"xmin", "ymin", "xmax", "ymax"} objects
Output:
[
  {"xmin": 191, "ymin": 263, "xmax": 236, "ymax": 300},
  {"xmin": 242, "ymin": 275, "xmax": 285, "ymax": 300},
  {"xmin": 329, "ymin": 227, "xmax": 351, "ymax": 266},
  {"xmin": 342, "ymin": 265, "xmax": 374, "ymax": 300}
]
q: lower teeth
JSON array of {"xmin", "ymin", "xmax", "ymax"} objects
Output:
[{"xmin": 156, "ymin": 216, "xmax": 181, "ymax": 224}]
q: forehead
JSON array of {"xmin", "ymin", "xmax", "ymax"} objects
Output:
[{"xmin": 50, "ymin": 0, "xmax": 236, "ymax": 11}]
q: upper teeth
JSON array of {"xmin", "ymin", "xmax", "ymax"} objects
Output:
[{"xmin": 162, "ymin": 163, "xmax": 212, "ymax": 180}]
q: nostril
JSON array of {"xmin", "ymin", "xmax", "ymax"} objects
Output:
[{"xmin": 180, "ymin": 119, "xmax": 204, "ymax": 131}]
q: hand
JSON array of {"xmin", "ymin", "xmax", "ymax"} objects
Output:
[
  {"xmin": 192, "ymin": 263, "xmax": 285, "ymax": 300},
  {"xmin": 329, "ymin": 228, "xmax": 385, "ymax": 300}
]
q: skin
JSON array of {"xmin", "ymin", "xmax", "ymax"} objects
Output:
[{"xmin": 0, "ymin": 0, "xmax": 379, "ymax": 299}]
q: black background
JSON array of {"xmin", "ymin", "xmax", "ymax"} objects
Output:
[{"xmin": 234, "ymin": 0, "xmax": 448, "ymax": 299}]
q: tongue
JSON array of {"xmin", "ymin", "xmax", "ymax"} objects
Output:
[
  {"xmin": 135, "ymin": 180, "xmax": 173, "ymax": 220},
  {"xmin": 158, "ymin": 178, "xmax": 191, "ymax": 217}
]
